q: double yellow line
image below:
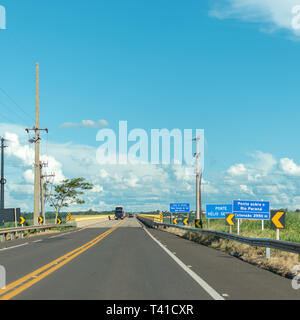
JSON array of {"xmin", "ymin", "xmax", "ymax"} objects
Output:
[{"xmin": 0, "ymin": 220, "xmax": 124, "ymax": 300}]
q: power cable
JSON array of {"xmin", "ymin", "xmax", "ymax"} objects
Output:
[{"xmin": 0, "ymin": 87, "xmax": 34, "ymax": 122}]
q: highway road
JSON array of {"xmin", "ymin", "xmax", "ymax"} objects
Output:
[{"xmin": 0, "ymin": 217, "xmax": 299, "ymax": 300}]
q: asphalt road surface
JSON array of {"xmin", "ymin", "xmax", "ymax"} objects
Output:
[{"xmin": 0, "ymin": 217, "xmax": 299, "ymax": 300}]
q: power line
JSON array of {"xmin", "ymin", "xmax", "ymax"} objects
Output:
[
  {"xmin": 0, "ymin": 99, "xmax": 31, "ymax": 126},
  {"xmin": 0, "ymin": 109, "xmax": 21, "ymax": 125},
  {"xmin": 0, "ymin": 87, "xmax": 34, "ymax": 122}
]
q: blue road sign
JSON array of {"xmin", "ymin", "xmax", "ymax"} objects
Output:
[
  {"xmin": 232, "ymin": 200, "xmax": 270, "ymax": 220},
  {"xmin": 206, "ymin": 204, "xmax": 232, "ymax": 219},
  {"xmin": 170, "ymin": 203, "xmax": 190, "ymax": 213}
]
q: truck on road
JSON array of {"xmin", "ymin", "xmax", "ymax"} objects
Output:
[{"xmin": 115, "ymin": 206, "xmax": 125, "ymax": 220}]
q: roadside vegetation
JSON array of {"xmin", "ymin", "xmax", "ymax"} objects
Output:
[
  {"xmin": 162, "ymin": 211, "xmax": 300, "ymax": 243},
  {"xmin": 142, "ymin": 213, "xmax": 300, "ymax": 279}
]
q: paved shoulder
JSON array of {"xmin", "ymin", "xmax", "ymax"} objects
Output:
[{"xmin": 146, "ymin": 226, "xmax": 300, "ymax": 300}]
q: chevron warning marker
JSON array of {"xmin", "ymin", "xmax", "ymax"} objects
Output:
[
  {"xmin": 160, "ymin": 212, "xmax": 163, "ymax": 222},
  {"xmin": 173, "ymin": 217, "xmax": 178, "ymax": 225},
  {"xmin": 271, "ymin": 211, "xmax": 285, "ymax": 229},
  {"xmin": 19, "ymin": 217, "xmax": 26, "ymax": 225},
  {"xmin": 195, "ymin": 219, "xmax": 202, "ymax": 228},
  {"xmin": 225, "ymin": 214, "xmax": 235, "ymax": 226},
  {"xmin": 183, "ymin": 218, "xmax": 189, "ymax": 226},
  {"xmin": 57, "ymin": 218, "xmax": 62, "ymax": 225},
  {"xmin": 38, "ymin": 217, "xmax": 43, "ymax": 224},
  {"xmin": 66, "ymin": 213, "xmax": 72, "ymax": 222}
]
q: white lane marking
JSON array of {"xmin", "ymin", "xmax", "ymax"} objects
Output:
[
  {"xmin": 33, "ymin": 240, "xmax": 42, "ymax": 243},
  {"xmin": 0, "ymin": 243, "xmax": 29, "ymax": 251},
  {"xmin": 143, "ymin": 227, "xmax": 224, "ymax": 301},
  {"xmin": 46, "ymin": 219, "xmax": 116, "ymax": 239},
  {"xmin": 49, "ymin": 234, "xmax": 66, "ymax": 239}
]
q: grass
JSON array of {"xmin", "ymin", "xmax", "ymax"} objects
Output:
[
  {"xmin": 165, "ymin": 226, "xmax": 299, "ymax": 279},
  {"xmin": 161, "ymin": 211, "xmax": 300, "ymax": 243}
]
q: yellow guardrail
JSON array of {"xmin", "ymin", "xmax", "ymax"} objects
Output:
[
  {"xmin": 138, "ymin": 214, "xmax": 162, "ymax": 223},
  {"xmin": 70, "ymin": 215, "xmax": 111, "ymax": 222}
]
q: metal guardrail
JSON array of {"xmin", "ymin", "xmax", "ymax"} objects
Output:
[
  {"xmin": 137, "ymin": 216, "xmax": 300, "ymax": 255},
  {"xmin": 0, "ymin": 223, "xmax": 76, "ymax": 242}
]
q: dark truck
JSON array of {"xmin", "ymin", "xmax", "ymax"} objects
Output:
[{"xmin": 115, "ymin": 206, "xmax": 125, "ymax": 220}]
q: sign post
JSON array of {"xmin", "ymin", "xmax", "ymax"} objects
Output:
[
  {"xmin": 0, "ymin": 208, "xmax": 21, "ymax": 225},
  {"xmin": 14, "ymin": 208, "xmax": 17, "ymax": 228},
  {"xmin": 271, "ymin": 210, "xmax": 286, "ymax": 241},
  {"xmin": 232, "ymin": 200, "xmax": 270, "ymax": 235},
  {"xmin": 19, "ymin": 216, "xmax": 26, "ymax": 226},
  {"xmin": 225, "ymin": 214, "xmax": 236, "ymax": 233}
]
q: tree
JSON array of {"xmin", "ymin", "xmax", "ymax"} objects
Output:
[{"xmin": 45, "ymin": 178, "xmax": 93, "ymax": 224}]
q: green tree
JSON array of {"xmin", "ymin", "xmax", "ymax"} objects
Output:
[{"xmin": 45, "ymin": 178, "xmax": 93, "ymax": 224}]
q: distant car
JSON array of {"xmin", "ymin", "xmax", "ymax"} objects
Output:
[{"xmin": 128, "ymin": 213, "xmax": 134, "ymax": 218}]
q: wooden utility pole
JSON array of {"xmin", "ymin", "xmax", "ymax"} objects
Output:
[
  {"xmin": 199, "ymin": 168, "xmax": 202, "ymax": 223},
  {"xmin": 26, "ymin": 63, "xmax": 48, "ymax": 225},
  {"xmin": 0, "ymin": 138, "xmax": 7, "ymax": 210},
  {"xmin": 39, "ymin": 161, "xmax": 55, "ymax": 225},
  {"xmin": 39, "ymin": 161, "xmax": 46, "ymax": 225},
  {"xmin": 193, "ymin": 136, "xmax": 203, "ymax": 228},
  {"xmin": 194, "ymin": 137, "xmax": 200, "ymax": 220},
  {"xmin": 33, "ymin": 63, "xmax": 40, "ymax": 225}
]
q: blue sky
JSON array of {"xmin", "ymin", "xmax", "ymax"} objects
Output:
[{"xmin": 0, "ymin": 0, "xmax": 300, "ymax": 212}]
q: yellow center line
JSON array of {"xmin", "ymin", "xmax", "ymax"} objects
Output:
[{"xmin": 0, "ymin": 220, "xmax": 125, "ymax": 300}]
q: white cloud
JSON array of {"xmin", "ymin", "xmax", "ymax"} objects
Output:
[
  {"xmin": 239, "ymin": 184, "xmax": 254, "ymax": 195},
  {"xmin": 228, "ymin": 163, "xmax": 247, "ymax": 176},
  {"xmin": 5, "ymin": 132, "xmax": 34, "ymax": 166},
  {"xmin": 2, "ymin": 123, "xmax": 300, "ymax": 212},
  {"xmin": 219, "ymin": 152, "xmax": 300, "ymax": 209},
  {"xmin": 90, "ymin": 185, "xmax": 104, "ymax": 193},
  {"xmin": 23, "ymin": 169, "xmax": 34, "ymax": 184},
  {"xmin": 249, "ymin": 151, "xmax": 277, "ymax": 173},
  {"xmin": 279, "ymin": 158, "xmax": 300, "ymax": 176},
  {"xmin": 210, "ymin": 0, "xmax": 300, "ymax": 36},
  {"xmin": 60, "ymin": 119, "xmax": 108, "ymax": 128}
]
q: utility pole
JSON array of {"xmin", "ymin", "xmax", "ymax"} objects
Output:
[
  {"xmin": 26, "ymin": 63, "xmax": 48, "ymax": 225},
  {"xmin": 33, "ymin": 62, "xmax": 40, "ymax": 226},
  {"xmin": 39, "ymin": 161, "xmax": 54, "ymax": 225},
  {"xmin": 0, "ymin": 138, "xmax": 7, "ymax": 209},
  {"xmin": 199, "ymin": 168, "xmax": 203, "ymax": 223},
  {"xmin": 193, "ymin": 136, "xmax": 203, "ymax": 228}
]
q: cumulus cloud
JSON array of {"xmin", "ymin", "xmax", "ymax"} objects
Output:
[
  {"xmin": 23, "ymin": 169, "xmax": 34, "ymax": 184},
  {"xmin": 228, "ymin": 163, "xmax": 247, "ymax": 176},
  {"xmin": 4, "ymin": 131, "xmax": 65, "ymax": 184},
  {"xmin": 209, "ymin": 0, "xmax": 300, "ymax": 36},
  {"xmin": 2, "ymin": 123, "xmax": 300, "ymax": 211},
  {"xmin": 60, "ymin": 119, "xmax": 108, "ymax": 128},
  {"xmin": 90, "ymin": 185, "xmax": 104, "ymax": 193},
  {"xmin": 218, "ymin": 152, "xmax": 300, "ymax": 209},
  {"xmin": 279, "ymin": 158, "xmax": 300, "ymax": 176}
]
